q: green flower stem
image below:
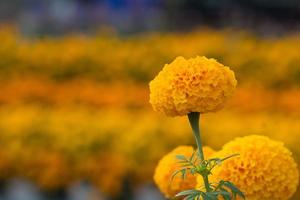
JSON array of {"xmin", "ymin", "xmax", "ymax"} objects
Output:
[{"xmin": 188, "ymin": 112, "xmax": 211, "ymax": 192}]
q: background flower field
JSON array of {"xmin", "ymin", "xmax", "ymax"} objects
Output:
[{"xmin": 0, "ymin": 26, "xmax": 299, "ymax": 199}]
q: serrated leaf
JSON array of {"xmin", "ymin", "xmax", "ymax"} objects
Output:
[
  {"xmin": 185, "ymin": 195, "xmax": 198, "ymax": 200},
  {"xmin": 208, "ymin": 158, "xmax": 222, "ymax": 163},
  {"xmin": 195, "ymin": 195, "xmax": 201, "ymax": 200},
  {"xmin": 189, "ymin": 150, "xmax": 196, "ymax": 162},
  {"xmin": 175, "ymin": 189, "xmax": 201, "ymax": 197},
  {"xmin": 170, "ymin": 169, "xmax": 184, "ymax": 181},
  {"xmin": 181, "ymin": 164, "xmax": 193, "ymax": 167},
  {"xmin": 223, "ymin": 181, "xmax": 245, "ymax": 199},
  {"xmin": 218, "ymin": 189, "xmax": 231, "ymax": 200},
  {"xmin": 201, "ymin": 193, "xmax": 212, "ymax": 200},
  {"xmin": 221, "ymin": 153, "xmax": 240, "ymax": 162},
  {"xmin": 187, "ymin": 193, "xmax": 201, "ymax": 200},
  {"xmin": 181, "ymin": 168, "xmax": 187, "ymax": 180},
  {"xmin": 207, "ymin": 192, "xmax": 218, "ymax": 200},
  {"xmin": 178, "ymin": 160, "xmax": 189, "ymax": 164},
  {"xmin": 176, "ymin": 154, "xmax": 187, "ymax": 161},
  {"xmin": 190, "ymin": 168, "xmax": 196, "ymax": 175}
]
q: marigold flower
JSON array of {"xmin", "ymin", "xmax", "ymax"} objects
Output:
[
  {"xmin": 199, "ymin": 135, "xmax": 299, "ymax": 200},
  {"xmin": 149, "ymin": 56, "xmax": 237, "ymax": 116},
  {"xmin": 154, "ymin": 145, "xmax": 215, "ymax": 198}
]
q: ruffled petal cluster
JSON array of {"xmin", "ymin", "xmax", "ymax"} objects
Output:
[
  {"xmin": 154, "ymin": 145, "xmax": 215, "ymax": 198},
  {"xmin": 201, "ymin": 135, "xmax": 299, "ymax": 200},
  {"xmin": 149, "ymin": 56, "xmax": 237, "ymax": 116}
]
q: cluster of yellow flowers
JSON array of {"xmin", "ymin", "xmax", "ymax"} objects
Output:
[
  {"xmin": 0, "ymin": 106, "xmax": 299, "ymax": 197},
  {"xmin": 2, "ymin": 78, "xmax": 300, "ymax": 113},
  {"xmin": 1, "ymin": 27, "xmax": 300, "ymax": 87},
  {"xmin": 150, "ymin": 56, "xmax": 237, "ymax": 116},
  {"xmin": 0, "ymin": 106, "xmax": 191, "ymax": 194},
  {"xmin": 155, "ymin": 136, "xmax": 299, "ymax": 200}
]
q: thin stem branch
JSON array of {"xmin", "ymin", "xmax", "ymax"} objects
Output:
[{"xmin": 188, "ymin": 112, "xmax": 211, "ymax": 192}]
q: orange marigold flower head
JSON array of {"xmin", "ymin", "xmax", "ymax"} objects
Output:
[
  {"xmin": 199, "ymin": 135, "xmax": 299, "ymax": 200},
  {"xmin": 154, "ymin": 145, "xmax": 215, "ymax": 198},
  {"xmin": 149, "ymin": 56, "xmax": 237, "ymax": 116}
]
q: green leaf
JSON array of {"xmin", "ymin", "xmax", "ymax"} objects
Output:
[
  {"xmin": 221, "ymin": 153, "xmax": 240, "ymax": 162},
  {"xmin": 201, "ymin": 193, "xmax": 214, "ymax": 200},
  {"xmin": 183, "ymin": 196, "xmax": 193, "ymax": 200},
  {"xmin": 189, "ymin": 150, "xmax": 196, "ymax": 162},
  {"xmin": 175, "ymin": 189, "xmax": 201, "ymax": 197},
  {"xmin": 180, "ymin": 164, "xmax": 193, "ymax": 167},
  {"xmin": 208, "ymin": 158, "xmax": 222, "ymax": 163},
  {"xmin": 223, "ymin": 181, "xmax": 245, "ymax": 199},
  {"xmin": 181, "ymin": 168, "xmax": 187, "ymax": 180},
  {"xmin": 218, "ymin": 189, "xmax": 231, "ymax": 200},
  {"xmin": 170, "ymin": 169, "xmax": 183, "ymax": 181},
  {"xmin": 188, "ymin": 193, "xmax": 201, "ymax": 200},
  {"xmin": 176, "ymin": 154, "xmax": 187, "ymax": 161},
  {"xmin": 190, "ymin": 168, "xmax": 196, "ymax": 175}
]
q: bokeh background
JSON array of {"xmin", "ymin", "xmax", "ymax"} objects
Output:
[{"xmin": 0, "ymin": 0, "xmax": 300, "ymax": 199}]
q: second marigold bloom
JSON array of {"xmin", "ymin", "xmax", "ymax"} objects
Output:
[
  {"xmin": 149, "ymin": 56, "xmax": 237, "ymax": 116},
  {"xmin": 154, "ymin": 146, "xmax": 215, "ymax": 198},
  {"xmin": 201, "ymin": 135, "xmax": 299, "ymax": 200}
]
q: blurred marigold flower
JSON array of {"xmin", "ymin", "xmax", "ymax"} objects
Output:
[
  {"xmin": 154, "ymin": 145, "xmax": 215, "ymax": 198},
  {"xmin": 149, "ymin": 56, "xmax": 237, "ymax": 116},
  {"xmin": 200, "ymin": 135, "xmax": 299, "ymax": 200}
]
